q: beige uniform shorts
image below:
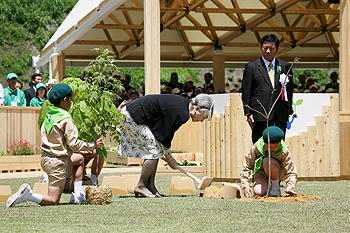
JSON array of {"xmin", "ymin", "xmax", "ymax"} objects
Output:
[{"xmin": 41, "ymin": 152, "xmax": 69, "ymax": 187}]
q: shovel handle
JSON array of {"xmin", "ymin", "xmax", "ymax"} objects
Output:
[{"xmin": 177, "ymin": 166, "xmax": 201, "ymax": 184}]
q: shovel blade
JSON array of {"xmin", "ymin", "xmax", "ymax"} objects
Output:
[{"xmin": 198, "ymin": 177, "xmax": 213, "ymax": 190}]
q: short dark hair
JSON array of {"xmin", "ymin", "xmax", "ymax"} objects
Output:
[
  {"xmin": 35, "ymin": 86, "xmax": 47, "ymax": 99},
  {"xmin": 261, "ymin": 34, "xmax": 280, "ymax": 48},
  {"xmin": 204, "ymin": 73, "xmax": 212, "ymax": 78},
  {"xmin": 16, "ymin": 80, "xmax": 23, "ymax": 89},
  {"xmin": 31, "ymin": 73, "xmax": 43, "ymax": 81},
  {"xmin": 171, "ymin": 72, "xmax": 178, "ymax": 77}
]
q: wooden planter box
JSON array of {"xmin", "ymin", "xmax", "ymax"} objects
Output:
[
  {"xmin": 106, "ymin": 151, "xmax": 143, "ymax": 166},
  {"xmin": 0, "ymin": 155, "xmax": 41, "ymax": 173}
]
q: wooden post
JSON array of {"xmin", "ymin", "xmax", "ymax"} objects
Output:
[
  {"xmin": 338, "ymin": 0, "xmax": 350, "ymax": 179},
  {"xmin": 213, "ymin": 49, "xmax": 226, "ymax": 93},
  {"xmin": 52, "ymin": 53, "xmax": 65, "ymax": 82},
  {"xmin": 144, "ymin": 0, "xmax": 160, "ymax": 95},
  {"xmin": 340, "ymin": 0, "xmax": 350, "ymax": 121}
]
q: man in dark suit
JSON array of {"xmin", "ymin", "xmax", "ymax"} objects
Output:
[
  {"xmin": 24, "ymin": 73, "xmax": 43, "ymax": 106},
  {"xmin": 242, "ymin": 34, "xmax": 293, "ymax": 143}
]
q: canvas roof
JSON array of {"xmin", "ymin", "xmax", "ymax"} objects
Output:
[{"xmin": 37, "ymin": 0, "xmax": 340, "ymax": 69}]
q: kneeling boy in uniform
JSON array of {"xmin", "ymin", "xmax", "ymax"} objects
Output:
[
  {"xmin": 240, "ymin": 126, "xmax": 298, "ymax": 197},
  {"xmin": 7, "ymin": 83, "xmax": 103, "ymax": 207}
]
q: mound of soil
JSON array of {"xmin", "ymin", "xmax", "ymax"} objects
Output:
[{"xmin": 239, "ymin": 194, "xmax": 322, "ymax": 203}]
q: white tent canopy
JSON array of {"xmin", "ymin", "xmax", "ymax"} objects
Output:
[{"xmin": 36, "ymin": 0, "xmax": 340, "ymax": 69}]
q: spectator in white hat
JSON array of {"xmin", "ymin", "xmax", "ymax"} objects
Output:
[
  {"xmin": 46, "ymin": 79, "xmax": 58, "ymax": 90},
  {"xmin": 183, "ymin": 76, "xmax": 195, "ymax": 97}
]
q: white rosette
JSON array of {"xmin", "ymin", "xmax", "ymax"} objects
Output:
[{"xmin": 279, "ymin": 73, "xmax": 289, "ymax": 101}]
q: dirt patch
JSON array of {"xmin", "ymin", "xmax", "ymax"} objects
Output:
[{"xmin": 239, "ymin": 194, "xmax": 322, "ymax": 203}]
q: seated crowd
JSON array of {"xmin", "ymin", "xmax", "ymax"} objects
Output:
[
  {"xmin": 293, "ymin": 72, "xmax": 339, "ymax": 93},
  {"xmin": 0, "ymin": 70, "xmax": 339, "ymax": 107}
]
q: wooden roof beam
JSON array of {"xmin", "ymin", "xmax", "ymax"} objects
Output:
[
  {"xmin": 327, "ymin": 4, "xmax": 340, "ymax": 24},
  {"xmin": 99, "ymin": 20, "xmax": 118, "ymax": 56},
  {"xmin": 295, "ymin": 3, "xmax": 315, "ymax": 41},
  {"xmin": 121, "ymin": 4, "xmax": 139, "ymax": 41},
  {"xmin": 185, "ymin": 14, "xmax": 214, "ymax": 41},
  {"xmin": 200, "ymin": 5, "xmax": 218, "ymax": 41},
  {"xmin": 130, "ymin": 0, "xmax": 143, "ymax": 7},
  {"xmin": 175, "ymin": 21, "xmax": 194, "ymax": 58},
  {"xmin": 230, "ymin": 0, "xmax": 246, "ymax": 26},
  {"xmin": 64, "ymin": 54, "xmax": 337, "ymax": 62},
  {"xmin": 108, "ymin": 14, "xmax": 135, "ymax": 40},
  {"xmin": 281, "ymin": 13, "xmax": 296, "ymax": 42},
  {"xmin": 94, "ymin": 24, "xmax": 339, "ymax": 32},
  {"xmin": 162, "ymin": 0, "xmax": 179, "ymax": 25},
  {"xmin": 118, "ymin": 37, "xmax": 144, "ymax": 59},
  {"xmin": 259, "ymin": 0, "xmax": 270, "ymax": 8},
  {"xmin": 295, "ymin": 2, "xmax": 322, "ymax": 26},
  {"xmin": 162, "ymin": 0, "xmax": 208, "ymax": 29},
  {"xmin": 312, "ymin": 0, "xmax": 338, "ymax": 58},
  {"xmin": 113, "ymin": 6, "xmax": 339, "ymax": 14},
  {"xmin": 194, "ymin": 0, "xmax": 302, "ymax": 60},
  {"xmin": 210, "ymin": 0, "xmax": 240, "ymax": 25},
  {"xmin": 266, "ymin": 19, "xmax": 292, "ymax": 41},
  {"xmin": 278, "ymin": 21, "xmax": 339, "ymax": 56},
  {"xmin": 326, "ymin": 28, "xmax": 339, "ymax": 58},
  {"xmin": 72, "ymin": 40, "xmax": 338, "ymax": 47}
]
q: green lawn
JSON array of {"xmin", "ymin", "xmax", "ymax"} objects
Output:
[{"xmin": 1, "ymin": 173, "xmax": 349, "ymax": 233}]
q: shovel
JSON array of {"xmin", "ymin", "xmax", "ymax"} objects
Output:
[{"xmin": 177, "ymin": 166, "xmax": 213, "ymax": 190}]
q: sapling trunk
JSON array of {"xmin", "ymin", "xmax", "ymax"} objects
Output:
[
  {"xmin": 241, "ymin": 57, "xmax": 298, "ymax": 197},
  {"xmin": 96, "ymin": 94, "xmax": 106, "ymax": 184}
]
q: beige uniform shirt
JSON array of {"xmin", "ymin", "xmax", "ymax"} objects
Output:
[
  {"xmin": 41, "ymin": 117, "xmax": 95, "ymax": 157},
  {"xmin": 240, "ymin": 143, "xmax": 298, "ymax": 191}
]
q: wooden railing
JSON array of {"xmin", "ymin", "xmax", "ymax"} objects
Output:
[
  {"xmin": 3, "ymin": 94, "xmax": 349, "ymax": 181},
  {"xmin": 204, "ymin": 93, "xmax": 341, "ymax": 180},
  {"xmin": 0, "ymin": 106, "xmax": 41, "ymax": 154},
  {"xmin": 0, "ymin": 106, "xmax": 203, "ymax": 154}
]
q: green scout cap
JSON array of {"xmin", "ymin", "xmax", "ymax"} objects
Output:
[
  {"xmin": 36, "ymin": 83, "xmax": 46, "ymax": 90},
  {"xmin": 49, "ymin": 83, "xmax": 72, "ymax": 104},
  {"xmin": 263, "ymin": 126, "xmax": 284, "ymax": 142},
  {"xmin": 7, "ymin": 73, "xmax": 18, "ymax": 80}
]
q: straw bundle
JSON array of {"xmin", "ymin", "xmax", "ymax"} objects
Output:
[{"xmin": 85, "ymin": 185, "xmax": 113, "ymax": 205}]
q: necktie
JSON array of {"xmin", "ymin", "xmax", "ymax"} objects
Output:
[{"xmin": 268, "ymin": 63, "xmax": 274, "ymax": 87}]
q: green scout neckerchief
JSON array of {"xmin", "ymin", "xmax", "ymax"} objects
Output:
[
  {"xmin": 252, "ymin": 137, "xmax": 287, "ymax": 175},
  {"xmin": 43, "ymin": 106, "xmax": 71, "ymax": 134}
]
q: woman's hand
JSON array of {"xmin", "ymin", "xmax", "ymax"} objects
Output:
[
  {"xmin": 244, "ymin": 187, "xmax": 254, "ymax": 197},
  {"xmin": 118, "ymin": 100, "xmax": 127, "ymax": 109},
  {"xmin": 246, "ymin": 114, "xmax": 254, "ymax": 130},
  {"xmin": 285, "ymin": 189, "xmax": 297, "ymax": 196},
  {"xmin": 94, "ymin": 137, "xmax": 104, "ymax": 150},
  {"xmin": 164, "ymin": 154, "xmax": 178, "ymax": 170}
]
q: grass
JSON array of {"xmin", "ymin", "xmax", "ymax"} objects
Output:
[{"xmin": 1, "ymin": 173, "xmax": 350, "ymax": 233}]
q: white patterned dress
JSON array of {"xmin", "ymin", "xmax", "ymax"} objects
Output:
[{"xmin": 118, "ymin": 106, "xmax": 171, "ymax": 159}]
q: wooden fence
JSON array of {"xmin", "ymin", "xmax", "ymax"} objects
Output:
[
  {"xmin": 2, "ymin": 94, "xmax": 348, "ymax": 181},
  {"xmin": 0, "ymin": 106, "xmax": 41, "ymax": 154},
  {"xmin": 203, "ymin": 93, "xmax": 340, "ymax": 180},
  {"xmin": 0, "ymin": 106, "xmax": 203, "ymax": 154}
]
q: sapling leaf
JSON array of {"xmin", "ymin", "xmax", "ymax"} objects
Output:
[{"xmin": 296, "ymin": 99, "xmax": 303, "ymax": 105}]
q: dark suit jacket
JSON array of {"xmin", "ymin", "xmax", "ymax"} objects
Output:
[
  {"xmin": 24, "ymin": 87, "xmax": 36, "ymax": 106},
  {"xmin": 126, "ymin": 94, "xmax": 190, "ymax": 148},
  {"xmin": 242, "ymin": 57, "xmax": 293, "ymax": 122}
]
